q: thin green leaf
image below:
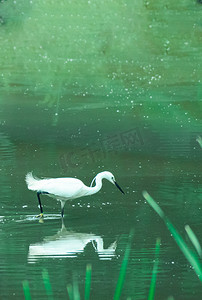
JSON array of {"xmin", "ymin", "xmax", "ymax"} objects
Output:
[
  {"xmin": 148, "ymin": 238, "xmax": 161, "ymax": 300},
  {"xmin": 72, "ymin": 273, "xmax": 80, "ymax": 300},
  {"xmin": 67, "ymin": 284, "xmax": 73, "ymax": 300},
  {"xmin": 113, "ymin": 228, "xmax": 134, "ymax": 300},
  {"xmin": 185, "ymin": 225, "xmax": 202, "ymax": 258},
  {"xmin": 142, "ymin": 191, "xmax": 164, "ymax": 218},
  {"xmin": 22, "ymin": 280, "xmax": 31, "ymax": 300},
  {"xmin": 85, "ymin": 264, "xmax": 92, "ymax": 300},
  {"xmin": 42, "ymin": 269, "xmax": 54, "ymax": 300},
  {"xmin": 143, "ymin": 191, "xmax": 202, "ymax": 282},
  {"xmin": 196, "ymin": 136, "xmax": 202, "ymax": 148}
]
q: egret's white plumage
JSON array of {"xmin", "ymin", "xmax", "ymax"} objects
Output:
[{"xmin": 25, "ymin": 171, "xmax": 124, "ymax": 217}]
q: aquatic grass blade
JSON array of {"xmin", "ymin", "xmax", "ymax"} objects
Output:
[
  {"xmin": 113, "ymin": 229, "xmax": 134, "ymax": 300},
  {"xmin": 185, "ymin": 225, "xmax": 202, "ymax": 258},
  {"xmin": 142, "ymin": 191, "xmax": 202, "ymax": 282},
  {"xmin": 196, "ymin": 135, "xmax": 202, "ymax": 148},
  {"xmin": 72, "ymin": 272, "xmax": 81, "ymax": 300},
  {"xmin": 148, "ymin": 238, "xmax": 161, "ymax": 300},
  {"xmin": 166, "ymin": 221, "xmax": 202, "ymax": 280},
  {"xmin": 143, "ymin": 191, "xmax": 164, "ymax": 218},
  {"xmin": 67, "ymin": 273, "xmax": 81, "ymax": 300},
  {"xmin": 22, "ymin": 280, "xmax": 31, "ymax": 300},
  {"xmin": 42, "ymin": 269, "xmax": 54, "ymax": 300},
  {"xmin": 85, "ymin": 264, "xmax": 92, "ymax": 300},
  {"xmin": 67, "ymin": 284, "xmax": 73, "ymax": 300}
]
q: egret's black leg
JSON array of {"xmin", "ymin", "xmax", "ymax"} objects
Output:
[
  {"xmin": 61, "ymin": 207, "xmax": 64, "ymax": 218},
  {"xmin": 61, "ymin": 200, "xmax": 65, "ymax": 218},
  {"xmin": 37, "ymin": 191, "xmax": 43, "ymax": 215}
]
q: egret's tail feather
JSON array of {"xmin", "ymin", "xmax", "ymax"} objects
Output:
[{"xmin": 25, "ymin": 172, "xmax": 41, "ymax": 191}]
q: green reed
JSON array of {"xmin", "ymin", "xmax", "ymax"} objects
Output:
[
  {"xmin": 113, "ymin": 228, "xmax": 134, "ymax": 300},
  {"xmin": 66, "ymin": 284, "xmax": 74, "ymax": 300},
  {"xmin": 67, "ymin": 272, "xmax": 81, "ymax": 300},
  {"xmin": 22, "ymin": 280, "xmax": 31, "ymax": 300},
  {"xmin": 85, "ymin": 264, "xmax": 92, "ymax": 300},
  {"xmin": 148, "ymin": 238, "xmax": 161, "ymax": 300},
  {"xmin": 142, "ymin": 191, "xmax": 202, "ymax": 282},
  {"xmin": 42, "ymin": 268, "xmax": 54, "ymax": 300},
  {"xmin": 24, "ymin": 210, "xmax": 202, "ymax": 299},
  {"xmin": 185, "ymin": 225, "xmax": 202, "ymax": 258}
]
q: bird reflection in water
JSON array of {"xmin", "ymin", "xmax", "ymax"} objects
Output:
[{"xmin": 28, "ymin": 221, "xmax": 117, "ymax": 262}]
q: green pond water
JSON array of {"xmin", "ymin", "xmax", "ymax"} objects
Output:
[{"xmin": 1, "ymin": 0, "xmax": 202, "ymax": 299}]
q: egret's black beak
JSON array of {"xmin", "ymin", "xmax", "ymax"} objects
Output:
[{"xmin": 115, "ymin": 181, "xmax": 125, "ymax": 194}]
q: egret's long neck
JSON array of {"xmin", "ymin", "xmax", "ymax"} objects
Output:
[{"xmin": 86, "ymin": 173, "xmax": 103, "ymax": 196}]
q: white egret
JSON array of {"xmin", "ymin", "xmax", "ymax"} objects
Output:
[{"xmin": 25, "ymin": 171, "xmax": 124, "ymax": 217}]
